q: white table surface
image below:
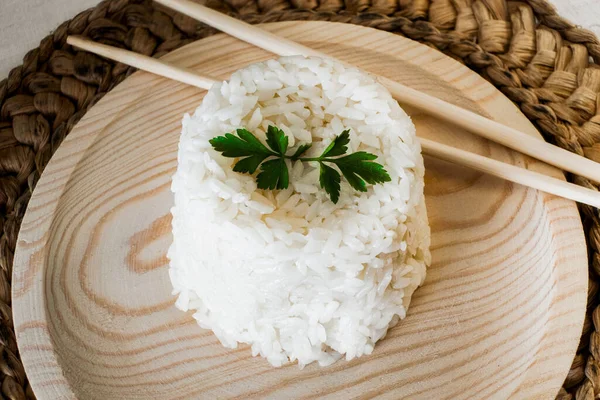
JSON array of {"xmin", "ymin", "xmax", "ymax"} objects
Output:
[{"xmin": 0, "ymin": 0, "xmax": 598, "ymax": 78}]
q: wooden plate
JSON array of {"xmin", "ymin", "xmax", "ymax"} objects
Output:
[{"xmin": 12, "ymin": 22, "xmax": 587, "ymax": 399}]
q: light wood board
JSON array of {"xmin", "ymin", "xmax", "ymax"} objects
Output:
[{"xmin": 12, "ymin": 21, "xmax": 588, "ymax": 399}]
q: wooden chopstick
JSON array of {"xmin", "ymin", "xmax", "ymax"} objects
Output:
[
  {"xmin": 153, "ymin": 0, "xmax": 600, "ymax": 185},
  {"xmin": 422, "ymin": 138, "xmax": 600, "ymax": 208},
  {"xmin": 65, "ymin": 36, "xmax": 600, "ymax": 209},
  {"xmin": 67, "ymin": 37, "xmax": 214, "ymax": 89}
]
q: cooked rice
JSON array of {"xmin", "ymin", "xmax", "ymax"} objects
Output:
[{"xmin": 168, "ymin": 56, "xmax": 431, "ymax": 367}]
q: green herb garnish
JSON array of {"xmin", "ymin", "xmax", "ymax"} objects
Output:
[{"xmin": 209, "ymin": 126, "xmax": 391, "ymax": 203}]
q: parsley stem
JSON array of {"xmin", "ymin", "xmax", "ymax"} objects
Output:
[{"xmin": 285, "ymin": 155, "xmax": 336, "ymax": 163}]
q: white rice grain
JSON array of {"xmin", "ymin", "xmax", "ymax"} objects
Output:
[{"xmin": 169, "ymin": 56, "xmax": 431, "ymax": 368}]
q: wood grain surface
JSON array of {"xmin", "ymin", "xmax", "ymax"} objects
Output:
[{"xmin": 11, "ymin": 22, "xmax": 588, "ymax": 399}]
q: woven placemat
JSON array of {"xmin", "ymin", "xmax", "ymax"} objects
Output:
[{"xmin": 1, "ymin": 0, "xmax": 599, "ymax": 398}]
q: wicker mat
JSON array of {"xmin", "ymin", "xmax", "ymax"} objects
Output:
[{"xmin": 1, "ymin": 0, "xmax": 599, "ymax": 398}]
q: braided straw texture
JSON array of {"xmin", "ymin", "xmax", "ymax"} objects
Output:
[{"xmin": 1, "ymin": 0, "xmax": 600, "ymax": 398}]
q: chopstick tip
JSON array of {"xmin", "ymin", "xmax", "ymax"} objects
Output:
[{"xmin": 66, "ymin": 35, "xmax": 81, "ymax": 47}]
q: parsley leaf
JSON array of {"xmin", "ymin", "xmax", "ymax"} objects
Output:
[
  {"xmin": 333, "ymin": 152, "xmax": 391, "ymax": 192},
  {"xmin": 319, "ymin": 162, "xmax": 341, "ymax": 204},
  {"xmin": 320, "ymin": 130, "xmax": 350, "ymax": 158},
  {"xmin": 209, "ymin": 128, "xmax": 273, "ymax": 157},
  {"xmin": 290, "ymin": 143, "xmax": 312, "ymax": 160},
  {"xmin": 210, "ymin": 125, "xmax": 389, "ymax": 204},
  {"xmin": 266, "ymin": 125, "xmax": 288, "ymax": 155},
  {"xmin": 257, "ymin": 158, "xmax": 289, "ymax": 190},
  {"xmin": 232, "ymin": 154, "xmax": 270, "ymax": 174}
]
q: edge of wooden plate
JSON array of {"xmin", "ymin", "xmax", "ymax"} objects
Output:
[{"xmin": 11, "ymin": 21, "xmax": 588, "ymax": 399}]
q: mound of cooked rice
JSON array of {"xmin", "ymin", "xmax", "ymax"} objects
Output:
[{"xmin": 168, "ymin": 56, "xmax": 431, "ymax": 367}]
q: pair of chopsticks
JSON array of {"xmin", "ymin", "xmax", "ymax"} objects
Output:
[{"xmin": 66, "ymin": 0, "xmax": 600, "ymax": 208}]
